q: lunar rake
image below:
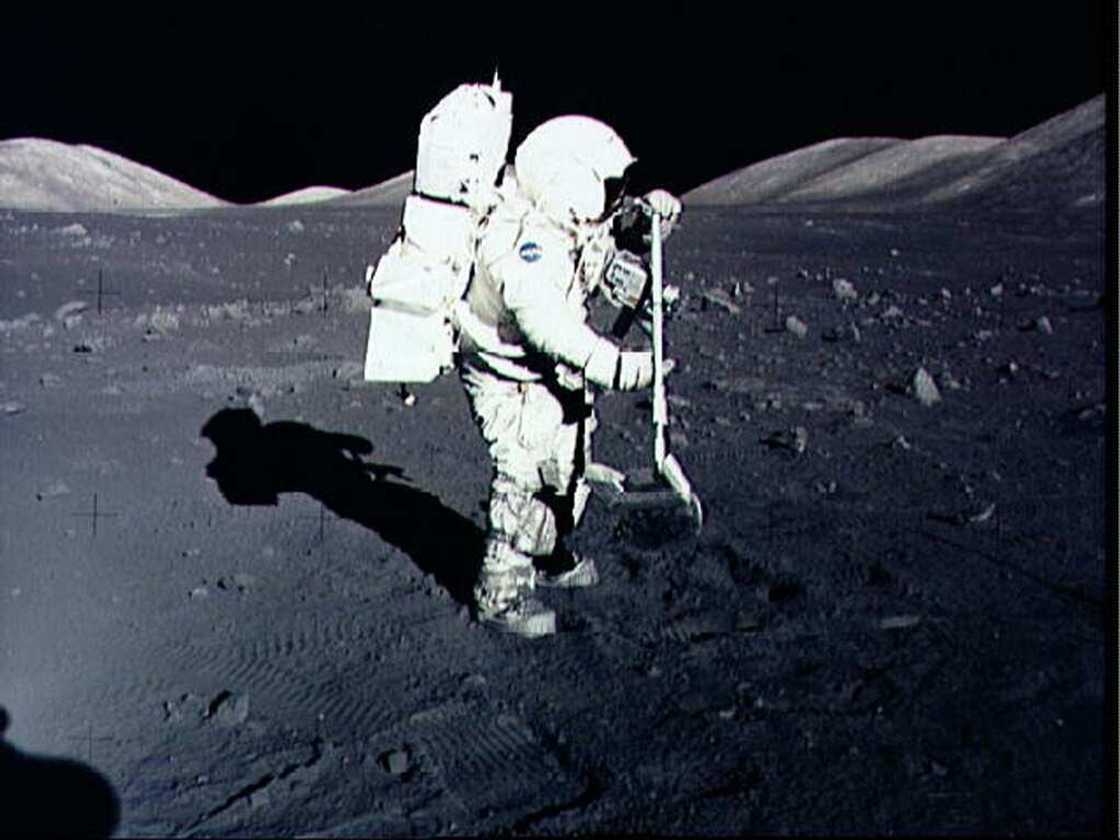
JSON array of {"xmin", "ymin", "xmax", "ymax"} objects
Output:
[{"xmin": 599, "ymin": 208, "xmax": 703, "ymax": 531}]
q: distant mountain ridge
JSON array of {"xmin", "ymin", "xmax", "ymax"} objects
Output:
[
  {"xmin": 0, "ymin": 138, "xmax": 227, "ymax": 212},
  {"xmin": 684, "ymin": 94, "xmax": 1105, "ymax": 211},
  {"xmin": 0, "ymin": 95, "xmax": 1103, "ymax": 213}
]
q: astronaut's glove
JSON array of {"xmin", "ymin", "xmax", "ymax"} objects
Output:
[
  {"xmin": 616, "ymin": 351, "xmax": 654, "ymax": 390},
  {"xmin": 616, "ymin": 353, "xmax": 676, "ymax": 390},
  {"xmin": 642, "ymin": 189, "xmax": 682, "ymax": 221},
  {"xmin": 639, "ymin": 189, "xmax": 683, "ymax": 239}
]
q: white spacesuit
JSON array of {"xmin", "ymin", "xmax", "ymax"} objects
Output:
[{"xmin": 455, "ymin": 115, "xmax": 681, "ymax": 637}]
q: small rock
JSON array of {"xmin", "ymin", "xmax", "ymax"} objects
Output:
[
  {"xmin": 823, "ymin": 322, "xmax": 861, "ymax": 343},
  {"xmin": 207, "ymin": 690, "xmax": 250, "ymax": 727},
  {"xmin": 669, "ymin": 430, "xmax": 690, "ymax": 449},
  {"xmin": 332, "ymin": 362, "xmax": 363, "ymax": 381},
  {"xmin": 912, "ymin": 367, "xmax": 941, "ymax": 406},
  {"xmin": 189, "ymin": 586, "xmax": 209, "ymax": 600},
  {"xmin": 701, "ymin": 289, "xmax": 741, "ymax": 315},
  {"xmin": 762, "ymin": 426, "xmax": 807, "ymax": 454},
  {"xmin": 832, "ymin": 279, "xmax": 858, "ymax": 302},
  {"xmin": 879, "ymin": 614, "xmax": 922, "ymax": 630},
  {"xmin": 39, "ymin": 373, "xmax": 62, "ymax": 388},
  {"xmin": 1077, "ymin": 403, "xmax": 1105, "ymax": 421},
  {"xmin": 287, "ymin": 220, "xmax": 305, "ymax": 234},
  {"xmin": 785, "ymin": 315, "xmax": 808, "ymax": 339},
  {"xmin": 989, "ymin": 283, "xmax": 1004, "ymax": 298},
  {"xmin": 881, "ymin": 305, "xmax": 904, "ymax": 320},
  {"xmin": 57, "ymin": 223, "xmax": 88, "ymax": 237},
  {"xmin": 54, "ymin": 301, "xmax": 90, "ymax": 321},
  {"xmin": 1034, "ymin": 316, "xmax": 1054, "ymax": 335},
  {"xmin": 379, "ymin": 748, "xmax": 411, "ymax": 776},
  {"xmin": 35, "ymin": 480, "xmax": 71, "ymax": 501},
  {"xmin": 1, "ymin": 401, "xmax": 26, "ymax": 416}
]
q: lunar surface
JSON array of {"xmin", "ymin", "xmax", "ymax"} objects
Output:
[{"xmin": 0, "ymin": 96, "xmax": 1108, "ymax": 836}]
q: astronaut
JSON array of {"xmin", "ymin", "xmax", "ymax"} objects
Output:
[{"xmin": 455, "ymin": 115, "xmax": 682, "ymax": 637}]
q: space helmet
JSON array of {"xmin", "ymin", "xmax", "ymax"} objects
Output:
[{"xmin": 513, "ymin": 115, "xmax": 636, "ymax": 227}]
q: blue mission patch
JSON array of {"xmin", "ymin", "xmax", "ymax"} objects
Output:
[{"xmin": 518, "ymin": 241, "xmax": 543, "ymax": 263}]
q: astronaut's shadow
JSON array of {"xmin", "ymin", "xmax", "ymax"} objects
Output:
[{"xmin": 200, "ymin": 408, "xmax": 483, "ymax": 606}]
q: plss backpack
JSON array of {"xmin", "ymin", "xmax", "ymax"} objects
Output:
[{"xmin": 363, "ymin": 76, "xmax": 513, "ymax": 383}]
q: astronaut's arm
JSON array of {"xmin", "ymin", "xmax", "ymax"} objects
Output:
[{"xmin": 505, "ymin": 264, "xmax": 651, "ymax": 390}]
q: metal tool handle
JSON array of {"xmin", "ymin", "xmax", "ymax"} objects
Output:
[{"xmin": 650, "ymin": 211, "xmax": 667, "ymax": 472}]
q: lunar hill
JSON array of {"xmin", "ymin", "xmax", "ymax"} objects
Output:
[
  {"xmin": 0, "ymin": 138, "xmax": 228, "ymax": 213},
  {"xmin": 259, "ymin": 186, "xmax": 353, "ymax": 207},
  {"xmin": 261, "ymin": 172, "xmax": 413, "ymax": 208},
  {"xmin": 684, "ymin": 94, "xmax": 1105, "ymax": 211}
]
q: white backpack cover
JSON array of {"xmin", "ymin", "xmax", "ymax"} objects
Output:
[{"xmin": 364, "ymin": 77, "xmax": 512, "ymax": 383}]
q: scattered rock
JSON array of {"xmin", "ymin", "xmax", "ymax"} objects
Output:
[
  {"xmin": 378, "ymin": 747, "xmax": 411, "ymax": 776},
  {"xmin": 669, "ymin": 430, "xmax": 690, "ymax": 449},
  {"xmin": 701, "ymin": 288, "xmax": 741, "ymax": 315},
  {"xmin": 163, "ymin": 692, "xmax": 204, "ymax": 724},
  {"xmin": 206, "ymin": 690, "xmax": 250, "ymax": 727},
  {"xmin": 832, "ymin": 279, "xmax": 858, "ymax": 302},
  {"xmin": 54, "ymin": 301, "xmax": 90, "ymax": 321},
  {"xmin": 879, "ymin": 615, "xmax": 922, "ymax": 631},
  {"xmin": 332, "ymin": 362, "xmax": 364, "ymax": 381},
  {"xmin": 217, "ymin": 573, "xmax": 258, "ymax": 593},
  {"xmin": 762, "ymin": 426, "xmax": 808, "ymax": 454},
  {"xmin": 823, "ymin": 323, "xmax": 861, "ymax": 343},
  {"xmin": 967, "ymin": 503, "xmax": 997, "ymax": 524},
  {"xmin": 35, "ymin": 480, "xmax": 71, "ymax": 501},
  {"xmin": 912, "ymin": 367, "xmax": 941, "ymax": 406},
  {"xmin": 1077, "ymin": 403, "xmax": 1105, "ymax": 422},
  {"xmin": 667, "ymin": 394, "xmax": 692, "ymax": 410},
  {"xmin": 785, "ymin": 315, "xmax": 808, "ymax": 339}
]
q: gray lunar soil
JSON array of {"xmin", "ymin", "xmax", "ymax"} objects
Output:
[{"xmin": 0, "ymin": 97, "xmax": 1110, "ymax": 837}]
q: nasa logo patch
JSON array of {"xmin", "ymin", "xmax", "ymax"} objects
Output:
[{"xmin": 518, "ymin": 241, "xmax": 543, "ymax": 263}]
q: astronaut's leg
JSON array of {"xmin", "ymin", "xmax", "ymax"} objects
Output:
[
  {"xmin": 534, "ymin": 386, "xmax": 600, "ymax": 589},
  {"xmin": 461, "ymin": 367, "xmax": 561, "ymax": 636}
]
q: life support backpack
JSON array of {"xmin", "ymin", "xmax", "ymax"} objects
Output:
[{"xmin": 363, "ymin": 76, "xmax": 513, "ymax": 383}]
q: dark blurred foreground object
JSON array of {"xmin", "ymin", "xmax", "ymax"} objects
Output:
[{"xmin": 0, "ymin": 706, "xmax": 120, "ymax": 837}]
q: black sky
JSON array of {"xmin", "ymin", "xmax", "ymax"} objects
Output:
[{"xmin": 3, "ymin": 4, "xmax": 1109, "ymax": 204}]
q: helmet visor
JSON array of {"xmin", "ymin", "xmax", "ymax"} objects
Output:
[{"xmin": 599, "ymin": 172, "xmax": 630, "ymax": 222}]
